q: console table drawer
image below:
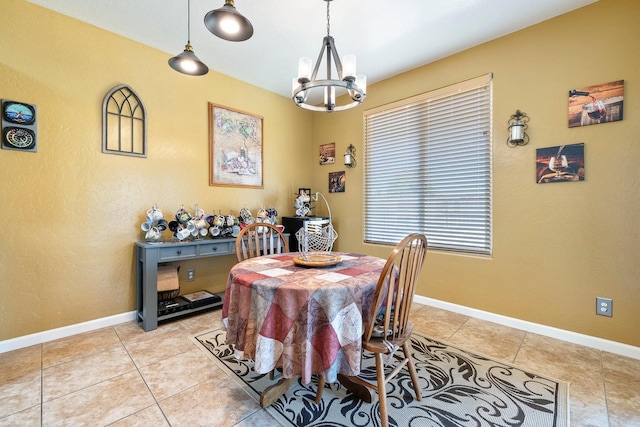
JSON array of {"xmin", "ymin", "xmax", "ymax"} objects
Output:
[
  {"xmin": 199, "ymin": 242, "xmax": 233, "ymax": 256},
  {"xmin": 158, "ymin": 246, "xmax": 197, "ymax": 260}
]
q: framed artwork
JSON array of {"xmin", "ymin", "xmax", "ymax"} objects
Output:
[
  {"xmin": 209, "ymin": 103, "xmax": 263, "ymax": 188},
  {"xmin": 536, "ymin": 143, "xmax": 585, "ymax": 184},
  {"xmin": 319, "ymin": 142, "xmax": 336, "ymax": 165},
  {"xmin": 568, "ymin": 80, "xmax": 624, "ymax": 128},
  {"xmin": 329, "ymin": 171, "xmax": 345, "ymax": 193},
  {"xmin": 2, "ymin": 99, "xmax": 38, "ymax": 152}
]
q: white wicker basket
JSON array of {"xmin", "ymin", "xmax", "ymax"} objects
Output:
[{"xmin": 295, "ymin": 192, "xmax": 338, "ymax": 259}]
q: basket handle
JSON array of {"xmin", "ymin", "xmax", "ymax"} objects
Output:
[{"xmin": 314, "ymin": 192, "xmax": 332, "ymax": 224}]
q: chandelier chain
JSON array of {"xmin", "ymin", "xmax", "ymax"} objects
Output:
[{"xmin": 326, "ymin": 0, "xmax": 331, "ymax": 37}]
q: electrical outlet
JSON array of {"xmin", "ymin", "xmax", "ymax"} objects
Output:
[
  {"xmin": 596, "ymin": 297, "xmax": 612, "ymax": 317},
  {"xmin": 186, "ymin": 268, "xmax": 195, "ymax": 282}
]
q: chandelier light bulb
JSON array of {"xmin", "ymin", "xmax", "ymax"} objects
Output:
[
  {"xmin": 298, "ymin": 57, "xmax": 313, "ymax": 82},
  {"xmin": 324, "ymin": 86, "xmax": 336, "ymax": 110},
  {"xmin": 342, "ymin": 54, "xmax": 356, "ymax": 80}
]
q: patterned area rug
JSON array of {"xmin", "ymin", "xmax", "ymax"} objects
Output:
[{"xmin": 192, "ymin": 329, "xmax": 569, "ymax": 427}]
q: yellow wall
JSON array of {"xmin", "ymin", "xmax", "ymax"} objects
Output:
[
  {"xmin": 0, "ymin": 0, "xmax": 313, "ymax": 340},
  {"xmin": 1, "ymin": 0, "xmax": 639, "ymax": 348},
  {"xmin": 314, "ymin": 0, "xmax": 640, "ymax": 347}
]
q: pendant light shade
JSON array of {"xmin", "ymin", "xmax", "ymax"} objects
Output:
[
  {"xmin": 204, "ymin": 0, "xmax": 253, "ymax": 42},
  {"xmin": 169, "ymin": 43, "xmax": 209, "ymax": 76},
  {"xmin": 169, "ymin": 0, "xmax": 209, "ymax": 76}
]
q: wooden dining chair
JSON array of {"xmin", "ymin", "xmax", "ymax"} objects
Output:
[
  {"xmin": 315, "ymin": 233, "xmax": 428, "ymax": 427},
  {"xmin": 235, "ymin": 222, "xmax": 289, "ymax": 262}
]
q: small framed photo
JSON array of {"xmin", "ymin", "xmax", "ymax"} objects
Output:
[
  {"xmin": 329, "ymin": 171, "xmax": 345, "ymax": 193},
  {"xmin": 319, "ymin": 143, "xmax": 336, "ymax": 165},
  {"xmin": 536, "ymin": 143, "xmax": 585, "ymax": 184},
  {"xmin": 568, "ymin": 80, "xmax": 624, "ymax": 128}
]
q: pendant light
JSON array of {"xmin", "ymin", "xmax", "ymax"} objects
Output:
[
  {"xmin": 204, "ymin": 0, "xmax": 254, "ymax": 42},
  {"xmin": 169, "ymin": 0, "xmax": 209, "ymax": 76},
  {"xmin": 292, "ymin": 0, "xmax": 366, "ymax": 112}
]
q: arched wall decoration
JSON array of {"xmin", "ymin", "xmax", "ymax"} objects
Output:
[{"xmin": 102, "ymin": 84, "xmax": 147, "ymax": 157}]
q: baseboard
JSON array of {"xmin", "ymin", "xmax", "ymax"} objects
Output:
[
  {"xmin": 0, "ymin": 311, "xmax": 137, "ymax": 354},
  {"xmin": 3, "ymin": 300, "xmax": 639, "ymax": 361},
  {"xmin": 415, "ymin": 295, "xmax": 640, "ymax": 360}
]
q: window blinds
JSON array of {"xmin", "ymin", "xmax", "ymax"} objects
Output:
[{"xmin": 363, "ymin": 74, "xmax": 492, "ymax": 255}]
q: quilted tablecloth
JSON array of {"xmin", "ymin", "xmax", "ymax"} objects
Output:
[{"xmin": 222, "ymin": 252, "xmax": 386, "ymax": 384}]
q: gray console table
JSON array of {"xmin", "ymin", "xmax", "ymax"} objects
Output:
[{"xmin": 135, "ymin": 238, "xmax": 236, "ymax": 331}]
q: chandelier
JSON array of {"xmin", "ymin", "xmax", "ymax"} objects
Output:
[{"xmin": 292, "ymin": 0, "xmax": 366, "ymax": 112}]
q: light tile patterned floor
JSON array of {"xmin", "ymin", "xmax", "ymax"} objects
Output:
[{"xmin": 1, "ymin": 304, "xmax": 639, "ymax": 426}]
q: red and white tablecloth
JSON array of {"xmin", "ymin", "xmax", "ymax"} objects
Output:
[{"xmin": 222, "ymin": 252, "xmax": 386, "ymax": 384}]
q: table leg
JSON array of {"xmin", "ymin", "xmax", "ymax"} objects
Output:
[
  {"xmin": 337, "ymin": 374, "xmax": 373, "ymax": 403},
  {"xmin": 260, "ymin": 376, "xmax": 299, "ymax": 408}
]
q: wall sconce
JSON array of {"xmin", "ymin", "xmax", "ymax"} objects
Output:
[
  {"xmin": 507, "ymin": 110, "xmax": 529, "ymax": 147},
  {"xmin": 344, "ymin": 144, "xmax": 357, "ymax": 168}
]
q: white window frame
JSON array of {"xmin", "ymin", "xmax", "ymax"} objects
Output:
[{"xmin": 363, "ymin": 74, "xmax": 493, "ymax": 256}]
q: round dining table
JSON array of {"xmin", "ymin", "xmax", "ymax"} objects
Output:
[{"xmin": 222, "ymin": 251, "xmax": 386, "ymax": 406}]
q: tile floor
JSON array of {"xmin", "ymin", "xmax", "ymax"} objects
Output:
[{"xmin": 1, "ymin": 303, "xmax": 639, "ymax": 426}]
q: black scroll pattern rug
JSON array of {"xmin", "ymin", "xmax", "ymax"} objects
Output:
[{"xmin": 193, "ymin": 329, "xmax": 569, "ymax": 427}]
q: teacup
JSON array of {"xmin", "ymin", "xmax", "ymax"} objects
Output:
[
  {"xmin": 147, "ymin": 207, "xmax": 163, "ymax": 223},
  {"xmin": 194, "ymin": 206, "xmax": 205, "ymax": 220},
  {"xmin": 145, "ymin": 227, "xmax": 162, "ymax": 241},
  {"xmin": 199, "ymin": 228, "xmax": 209, "ymax": 237},
  {"xmin": 210, "ymin": 226, "xmax": 220, "ymax": 237},
  {"xmin": 186, "ymin": 220, "xmax": 197, "ymax": 232},
  {"xmin": 168, "ymin": 220, "xmax": 180, "ymax": 232},
  {"xmin": 156, "ymin": 219, "xmax": 168, "ymax": 231},
  {"xmin": 226, "ymin": 215, "xmax": 235, "ymax": 227},
  {"xmin": 205, "ymin": 215, "xmax": 217, "ymax": 226},
  {"xmin": 239, "ymin": 207, "xmax": 253, "ymax": 222},
  {"xmin": 141, "ymin": 221, "xmax": 153, "ymax": 232},
  {"xmin": 195, "ymin": 218, "xmax": 207, "ymax": 230},
  {"xmin": 176, "ymin": 209, "xmax": 192, "ymax": 224},
  {"xmin": 176, "ymin": 227, "xmax": 191, "ymax": 240}
]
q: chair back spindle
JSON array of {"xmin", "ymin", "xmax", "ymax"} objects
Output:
[{"xmin": 235, "ymin": 222, "xmax": 289, "ymax": 262}]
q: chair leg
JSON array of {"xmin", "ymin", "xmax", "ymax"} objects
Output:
[
  {"xmin": 375, "ymin": 353, "xmax": 389, "ymax": 427},
  {"xmin": 403, "ymin": 342, "xmax": 422, "ymax": 401},
  {"xmin": 315, "ymin": 374, "xmax": 326, "ymax": 403}
]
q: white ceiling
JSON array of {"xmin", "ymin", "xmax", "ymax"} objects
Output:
[{"xmin": 27, "ymin": 0, "xmax": 597, "ymax": 99}]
